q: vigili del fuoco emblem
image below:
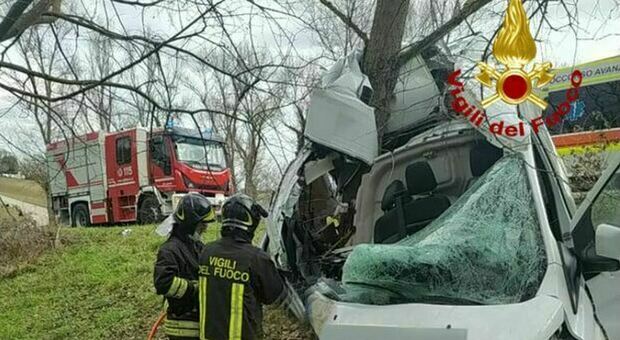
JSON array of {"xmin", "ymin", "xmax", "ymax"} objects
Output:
[{"xmin": 476, "ymin": 0, "xmax": 554, "ymax": 109}]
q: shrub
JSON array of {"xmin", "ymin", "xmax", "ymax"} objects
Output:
[
  {"xmin": 0, "ymin": 208, "xmax": 55, "ymax": 277},
  {"xmin": 569, "ymin": 147, "xmax": 605, "ymax": 193},
  {"xmin": 20, "ymin": 157, "xmax": 48, "ymax": 192}
]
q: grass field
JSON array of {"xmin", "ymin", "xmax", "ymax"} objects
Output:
[
  {"xmin": 0, "ymin": 176, "xmax": 47, "ymax": 207},
  {"xmin": 0, "ymin": 225, "xmax": 314, "ymax": 340}
]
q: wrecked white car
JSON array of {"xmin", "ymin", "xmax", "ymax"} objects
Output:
[{"xmin": 264, "ymin": 52, "xmax": 620, "ymax": 340}]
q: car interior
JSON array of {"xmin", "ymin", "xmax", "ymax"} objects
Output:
[
  {"xmin": 367, "ymin": 136, "xmax": 503, "ymax": 245},
  {"xmin": 279, "ymin": 128, "xmax": 506, "ymax": 287},
  {"xmin": 374, "ymin": 161, "xmax": 452, "ymax": 243}
]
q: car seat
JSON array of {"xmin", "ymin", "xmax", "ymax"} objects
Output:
[
  {"xmin": 402, "ymin": 162, "xmax": 451, "ymax": 235},
  {"xmin": 467, "ymin": 142, "xmax": 503, "ymax": 188},
  {"xmin": 373, "ymin": 180, "xmax": 411, "ymax": 244}
]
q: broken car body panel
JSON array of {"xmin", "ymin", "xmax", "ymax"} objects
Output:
[
  {"xmin": 386, "ymin": 54, "xmax": 442, "ymax": 135},
  {"xmin": 266, "ymin": 147, "xmax": 311, "ymax": 269},
  {"xmin": 304, "ymin": 50, "xmax": 377, "ymax": 165},
  {"xmin": 299, "ymin": 124, "xmax": 609, "ymax": 339}
]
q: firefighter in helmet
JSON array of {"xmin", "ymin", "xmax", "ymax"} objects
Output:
[
  {"xmin": 198, "ymin": 194, "xmax": 287, "ymax": 340},
  {"xmin": 154, "ymin": 193, "xmax": 215, "ymax": 340}
]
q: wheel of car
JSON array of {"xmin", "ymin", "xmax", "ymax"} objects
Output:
[
  {"xmin": 71, "ymin": 204, "xmax": 90, "ymax": 227},
  {"xmin": 138, "ymin": 195, "xmax": 162, "ymax": 225}
]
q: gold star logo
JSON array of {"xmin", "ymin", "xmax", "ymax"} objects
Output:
[{"xmin": 476, "ymin": 0, "xmax": 553, "ymax": 109}]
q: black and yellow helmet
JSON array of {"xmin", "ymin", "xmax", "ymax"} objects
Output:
[
  {"xmin": 173, "ymin": 193, "xmax": 215, "ymax": 235},
  {"xmin": 221, "ymin": 194, "xmax": 268, "ymax": 234}
]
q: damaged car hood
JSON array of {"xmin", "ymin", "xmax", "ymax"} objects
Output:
[{"xmin": 307, "ymin": 292, "xmax": 564, "ymax": 340}]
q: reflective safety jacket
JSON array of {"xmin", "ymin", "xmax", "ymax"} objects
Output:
[
  {"xmin": 198, "ymin": 236, "xmax": 286, "ymax": 340},
  {"xmin": 154, "ymin": 233, "xmax": 205, "ymax": 339}
]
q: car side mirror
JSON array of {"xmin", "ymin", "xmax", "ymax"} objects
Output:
[
  {"xmin": 578, "ymin": 224, "xmax": 620, "ymax": 274},
  {"xmin": 596, "ymin": 224, "xmax": 620, "ymax": 262}
]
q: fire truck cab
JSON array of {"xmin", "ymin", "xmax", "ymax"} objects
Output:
[{"xmin": 46, "ymin": 126, "xmax": 232, "ymax": 227}]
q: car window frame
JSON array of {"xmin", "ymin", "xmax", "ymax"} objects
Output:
[
  {"xmin": 532, "ymin": 135, "xmax": 573, "ymax": 238},
  {"xmin": 532, "ymin": 137, "xmax": 581, "ymax": 313}
]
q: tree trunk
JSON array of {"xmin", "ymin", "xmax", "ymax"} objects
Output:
[
  {"xmin": 224, "ymin": 137, "xmax": 237, "ymax": 191},
  {"xmin": 243, "ymin": 159, "xmax": 257, "ymax": 198},
  {"xmin": 363, "ymin": 0, "xmax": 410, "ymax": 145}
]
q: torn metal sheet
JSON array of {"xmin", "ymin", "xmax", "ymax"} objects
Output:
[
  {"xmin": 266, "ymin": 148, "xmax": 311, "ymax": 265},
  {"xmin": 304, "ymin": 154, "xmax": 336, "ymax": 185},
  {"xmin": 304, "ymin": 50, "xmax": 378, "ymax": 164},
  {"xmin": 387, "ymin": 54, "xmax": 442, "ymax": 134}
]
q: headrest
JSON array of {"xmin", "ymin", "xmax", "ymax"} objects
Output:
[
  {"xmin": 381, "ymin": 180, "xmax": 409, "ymax": 211},
  {"xmin": 470, "ymin": 143, "xmax": 503, "ymax": 177},
  {"xmin": 406, "ymin": 162, "xmax": 437, "ymax": 195}
]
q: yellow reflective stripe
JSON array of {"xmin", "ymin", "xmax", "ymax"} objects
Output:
[
  {"xmin": 164, "ymin": 318, "xmax": 199, "ymax": 337},
  {"xmin": 164, "ymin": 325, "xmax": 200, "ymax": 337},
  {"xmin": 165, "ymin": 319, "xmax": 199, "ymax": 329},
  {"xmin": 166, "ymin": 277, "xmax": 181, "ymax": 297},
  {"xmin": 228, "ymin": 283, "xmax": 245, "ymax": 340},
  {"xmin": 166, "ymin": 277, "xmax": 188, "ymax": 298},
  {"xmin": 199, "ymin": 276, "xmax": 208, "ymax": 340},
  {"xmin": 203, "ymin": 209, "xmax": 215, "ymax": 222},
  {"xmin": 175, "ymin": 278, "xmax": 188, "ymax": 298}
]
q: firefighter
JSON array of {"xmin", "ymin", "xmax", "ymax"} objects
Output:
[
  {"xmin": 198, "ymin": 194, "xmax": 287, "ymax": 340},
  {"xmin": 154, "ymin": 193, "xmax": 216, "ymax": 340}
]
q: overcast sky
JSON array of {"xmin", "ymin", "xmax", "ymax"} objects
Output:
[
  {"xmin": 0, "ymin": 0, "xmax": 619, "ymax": 158},
  {"xmin": 541, "ymin": 0, "xmax": 620, "ymax": 65}
]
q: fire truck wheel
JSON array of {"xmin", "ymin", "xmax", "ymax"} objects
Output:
[
  {"xmin": 71, "ymin": 204, "xmax": 90, "ymax": 227},
  {"xmin": 138, "ymin": 195, "xmax": 161, "ymax": 224}
]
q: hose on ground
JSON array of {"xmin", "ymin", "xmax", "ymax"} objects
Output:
[{"xmin": 147, "ymin": 312, "xmax": 166, "ymax": 340}]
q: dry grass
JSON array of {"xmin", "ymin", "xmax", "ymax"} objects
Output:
[
  {"xmin": 264, "ymin": 306, "xmax": 317, "ymax": 340},
  {"xmin": 0, "ymin": 208, "xmax": 55, "ymax": 277},
  {"xmin": 0, "ymin": 176, "xmax": 47, "ymax": 207}
]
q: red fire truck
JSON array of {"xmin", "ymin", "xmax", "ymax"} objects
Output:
[{"xmin": 45, "ymin": 126, "xmax": 233, "ymax": 227}]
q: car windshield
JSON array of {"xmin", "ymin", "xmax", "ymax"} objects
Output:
[
  {"xmin": 174, "ymin": 137, "xmax": 226, "ymax": 170},
  {"xmin": 338, "ymin": 155, "xmax": 547, "ymax": 305}
]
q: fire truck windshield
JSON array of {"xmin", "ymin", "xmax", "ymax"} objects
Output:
[{"xmin": 174, "ymin": 137, "xmax": 226, "ymax": 170}]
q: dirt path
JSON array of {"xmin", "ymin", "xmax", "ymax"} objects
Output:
[{"xmin": 0, "ymin": 194, "xmax": 48, "ymax": 226}]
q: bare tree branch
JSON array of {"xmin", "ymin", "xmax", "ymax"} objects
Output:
[
  {"xmin": 110, "ymin": 0, "xmax": 164, "ymax": 6},
  {"xmin": 0, "ymin": 0, "xmax": 34, "ymax": 40},
  {"xmin": 398, "ymin": 0, "xmax": 493, "ymax": 66},
  {"xmin": 0, "ymin": 0, "xmax": 62, "ymax": 42},
  {"xmin": 318, "ymin": 0, "xmax": 369, "ymax": 45}
]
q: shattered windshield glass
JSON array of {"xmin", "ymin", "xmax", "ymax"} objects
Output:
[{"xmin": 339, "ymin": 155, "xmax": 547, "ymax": 305}]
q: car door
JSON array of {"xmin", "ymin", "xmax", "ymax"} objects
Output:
[{"xmin": 569, "ymin": 153, "xmax": 620, "ymax": 339}]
